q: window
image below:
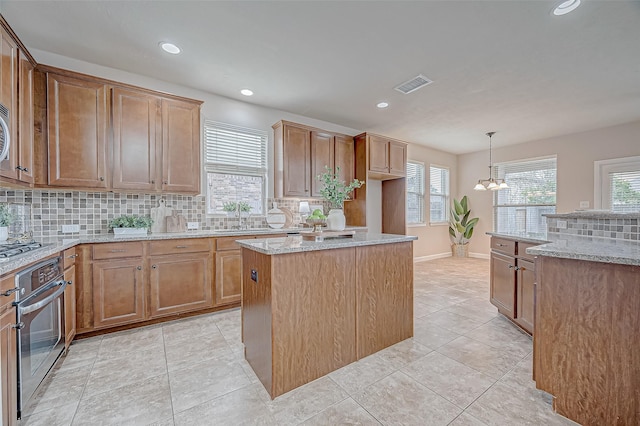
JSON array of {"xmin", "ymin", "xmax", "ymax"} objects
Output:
[
  {"xmin": 406, "ymin": 161, "xmax": 426, "ymax": 224},
  {"xmin": 493, "ymin": 157, "xmax": 557, "ymax": 234},
  {"xmin": 204, "ymin": 121, "xmax": 267, "ymax": 215},
  {"xmin": 594, "ymin": 156, "xmax": 640, "ymax": 212},
  {"xmin": 429, "ymin": 165, "xmax": 450, "ymax": 224}
]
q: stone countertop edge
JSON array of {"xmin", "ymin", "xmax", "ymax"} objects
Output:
[
  {"xmin": 0, "ymin": 227, "xmax": 370, "ymax": 275},
  {"xmin": 487, "ymin": 231, "xmax": 640, "ymax": 266},
  {"xmin": 544, "ymin": 211, "xmax": 640, "ymax": 220},
  {"xmin": 237, "ymin": 233, "xmax": 418, "ymax": 255}
]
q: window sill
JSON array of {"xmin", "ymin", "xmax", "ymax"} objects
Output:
[
  {"xmin": 429, "ymin": 222, "xmax": 449, "ymax": 227},
  {"xmin": 407, "ymin": 223, "xmax": 427, "ymax": 228}
]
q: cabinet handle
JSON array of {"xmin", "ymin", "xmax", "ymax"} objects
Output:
[
  {"xmin": 175, "ymin": 245, "xmax": 188, "ymax": 249},
  {"xmin": 496, "ymin": 243, "xmax": 506, "ymax": 247},
  {"xmin": 67, "ymin": 254, "xmax": 78, "ymax": 259},
  {"xmin": 515, "ymin": 266, "xmax": 523, "ymax": 271},
  {"xmin": 507, "ymin": 264, "xmax": 514, "ymax": 269},
  {"xmin": 99, "ymin": 177, "xmax": 105, "ymax": 181},
  {"xmin": 109, "ymin": 249, "xmax": 126, "ymax": 253},
  {"xmin": 152, "ymin": 265, "xmax": 157, "ymax": 269},
  {"xmin": 66, "ymin": 280, "xmax": 73, "ymax": 286},
  {"xmin": 2, "ymin": 287, "xmax": 19, "ymax": 297},
  {"xmin": 16, "ymin": 165, "xmax": 29, "ymax": 172},
  {"xmin": 136, "ymin": 266, "xmax": 142, "ymax": 270},
  {"xmin": 163, "ymin": 181, "xmax": 168, "ymax": 185},
  {"xmin": 12, "ymin": 322, "xmax": 25, "ymax": 330}
]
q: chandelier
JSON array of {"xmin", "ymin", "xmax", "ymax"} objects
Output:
[{"xmin": 474, "ymin": 132, "xmax": 509, "ymax": 191}]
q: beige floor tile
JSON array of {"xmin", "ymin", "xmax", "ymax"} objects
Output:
[
  {"xmin": 448, "ymin": 412, "xmax": 489, "ymax": 425},
  {"xmin": 168, "ymin": 353, "xmax": 251, "ymax": 413},
  {"xmin": 498, "ymin": 354, "xmax": 536, "ymax": 392},
  {"xmin": 263, "ymin": 377, "xmax": 349, "ymax": 425},
  {"xmin": 300, "ymin": 398, "xmax": 381, "ymax": 425},
  {"xmin": 375, "ymin": 338, "xmax": 432, "ymax": 369},
  {"xmin": 83, "ymin": 347, "xmax": 168, "ymax": 397},
  {"xmin": 353, "ymin": 371, "xmax": 462, "ymax": 425},
  {"xmin": 147, "ymin": 418, "xmax": 175, "ymax": 426},
  {"xmin": 441, "ymin": 303, "xmax": 499, "ymax": 324},
  {"xmin": 328, "ymin": 353, "xmax": 397, "ymax": 395},
  {"xmin": 162, "ymin": 314, "xmax": 223, "ymax": 345},
  {"xmin": 413, "ymin": 321, "xmax": 461, "ymax": 349},
  {"xmin": 97, "ymin": 325, "xmax": 164, "ymax": 361},
  {"xmin": 22, "ymin": 363, "xmax": 92, "ymax": 416},
  {"xmin": 173, "ymin": 385, "xmax": 276, "ymax": 426},
  {"xmin": 465, "ymin": 382, "xmax": 578, "ymax": 426},
  {"xmin": 56, "ymin": 337, "xmax": 102, "ymax": 371},
  {"xmin": 465, "ymin": 316, "xmax": 532, "ymax": 358},
  {"xmin": 402, "ymin": 351, "xmax": 495, "ymax": 408},
  {"xmin": 423, "ymin": 310, "xmax": 488, "ymax": 335},
  {"xmin": 163, "ymin": 330, "xmax": 233, "ymax": 372},
  {"xmin": 20, "ymin": 401, "xmax": 78, "ymax": 426},
  {"xmin": 72, "ymin": 374, "xmax": 172, "ymax": 425},
  {"xmin": 436, "ymin": 336, "xmax": 525, "ymax": 379}
]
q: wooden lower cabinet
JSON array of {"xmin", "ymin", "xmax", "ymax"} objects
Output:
[
  {"xmin": 63, "ymin": 265, "xmax": 76, "ymax": 348},
  {"xmin": 215, "ymin": 250, "xmax": 243, "ymax": 306},
  {"xmin": 0, "ymin": 306, "xmax": 17, "ymax": 426},
  {"xmin": 148, "ymin": 252, "xmax": 213, "ymax": 318},
  {"xmin": 92, "ymin": 258, "xmax": 145, "ymax": 329},
  {"xmin": 490, "ymin": 251, "xmax": 516, "ymax": 318},
  {"xmin": 514, "ymin": 259, "xmax": 535, "ymax": 334}
]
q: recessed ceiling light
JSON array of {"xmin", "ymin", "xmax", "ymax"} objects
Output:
[
  {"xmin": 377, "ymin": 102, "xmax": 389, "ymax": 109},
  {"xmin": 552, "ymin": 0, "xmax": 581, "ymax": 16},
  {"xmin": 159, "ymin": 42, "xmax": 181, "ymax": 54},
  {"xmin": 241, "ymin": 89, "xmax": 254, "ymax": 96}
]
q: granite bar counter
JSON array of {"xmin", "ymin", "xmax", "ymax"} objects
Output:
[{"xmin": 239, "ymin": 232, "xmax": 416, "ymax": 398}]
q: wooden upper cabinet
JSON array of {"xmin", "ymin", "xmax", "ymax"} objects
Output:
[
  {"xmin": 112, "ymin": 88, "xmax": 160, "ymax": 191},
  {"xmin": 368, "ymin": 136, "xmax": 389, "ymax": 173},
  {"xmin": 282, "ymin": 124, "xmax": 311, "ymax": 197},
  {"xmin": 161, "ymin": 98, "xmax": 201, "ymax": 194},
  {"xmin": 367, "ymin": 135, "xmax": 407, "ymax": 177},
  {"xmin": 334, "ymin": 134, "xmax": 354, "ymax": 185},
  {"xmin": 17, "ymin": 50, "xmax": 34, "ymax": 184},
  {"xmin": 47, "ymin": 73, "xmax": 108, "ymax": 188},
  {"xmin": 0, "ymin": 27, "xmax": 18, "ymax": 181},
  {"xmin": 389, "ymin": 141, "xmax": 406, "ymax": 176},
  {"xmin": 310, "ymin": 131, "xmax": 333, "ymax": 197}
]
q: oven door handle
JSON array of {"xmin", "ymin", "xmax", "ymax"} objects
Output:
[{"xmin": 18, "ymin": 281, "xmax": 67, "ymax": 315}]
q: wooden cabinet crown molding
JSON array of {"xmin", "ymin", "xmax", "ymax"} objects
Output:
[{"xmin": 0, "ymin": 15, "xmax": 37, "ymax": 66}]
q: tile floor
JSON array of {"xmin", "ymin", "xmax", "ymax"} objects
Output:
[{"xmin": 20, "ymin": 257, "xmax": 578, "ymax": 425}]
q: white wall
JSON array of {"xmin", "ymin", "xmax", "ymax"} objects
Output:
[{"xmin": 458, "ymin": 120, "xmax": 640, "ymax": 256}]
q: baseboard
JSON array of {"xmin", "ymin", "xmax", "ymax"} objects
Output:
[
  {"xmin": 469, "ymin": 252, "xmax": 490, "ymax": 260},
  {"xmin": 413, "ymin": 253, "xmax": 451, "ymax": 263}
]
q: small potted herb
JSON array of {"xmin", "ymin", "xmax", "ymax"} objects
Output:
[
  {"xmin": 108, "ymin": 215, "xmax": 154, "ymax": 236},
  {"xmin": 0, "ymin": 204, "xmax": 14, "ymax": 242}
]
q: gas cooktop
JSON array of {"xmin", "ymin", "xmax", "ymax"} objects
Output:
[{"xmin": 0, "ymin": 241, "xmax": 43, "ymax": 258}]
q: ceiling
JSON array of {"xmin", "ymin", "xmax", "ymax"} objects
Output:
[{"xmin": 2, "ymin": 0, "xmax": 640, "ymax": 154}]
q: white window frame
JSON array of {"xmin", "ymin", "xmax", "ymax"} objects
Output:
[
  {"xmin": 429, "ymin": 164, "xmax": 450, "ymax": 226},
  {"xmin": 406, "ymin": 161, "xmax": 426, "ymax": 226},
  {"xmin": 594, "ymin": 156, "xmax": 640, "ymax": 211},
  {"xmin": 203, "ymin": 120, "xmax": 268, "ymax": 216}
]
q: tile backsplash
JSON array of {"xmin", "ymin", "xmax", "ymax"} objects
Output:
[
  {"xmin": 0, "ymin": 189, "xmax": 331, "ymax": 238},
  {"xmin": 546, "ymin": 214, "xmax": 639, "ymax": 241}
]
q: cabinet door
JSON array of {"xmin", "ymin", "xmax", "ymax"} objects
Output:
[
  {"xmin": 161, "ymin": 98, "xmax": 200, "ymax": 193},
  {"xmin": 148, "ymin": 252, "xmax": 213, "ymax": 318},
  {"xmin": 490, "ymin": 252, "xmax": 516, "ymax": 319},
  {"xmin": 64, "ymin": 265, "xmax": 76, "ymax": 349},
  {"xmin": 17, "ymin": 50, "xmax": 34, "ymax": 183},
  {"xmin": 112, "ymin": 88, "xmax": 160, "ymax": 191},
  {"xmin": 310, "ymin": 131, "xmax": 334, "ymax": 197},
  {"xmin": 368, "ymin": 136, "xmax": 389, "ymax": 173},
  {"xmin": 0, "ymin": 28, "xmax": 18, "ymax": 180},
  {"xmin": 389, "ymin": 141, "xmax": 407, "ymax": 176},
  {"xmin": 215, "ymin": 249, "xmax": 242, "ymax": 306},
  {"xmin": 515, "ymin": 259, "xmax": 535, "ymax": 334},
  {"xmin": 282, "ymin": 124, "xmax": 311, "ymax": 197},
  {"xmin": 93, "ymin": 258, "xmax": 145, "ymax": 328},
  {"xmin": 0, "ymin": 307, "xmax": 17, "ymax": 426},
  {"xmin": 334, "ymin": 134, "xmax": 354, "ymax": 184},
  {"xmin": 47, "ymin": 73, "xmax": 108, "ymax": 188}
]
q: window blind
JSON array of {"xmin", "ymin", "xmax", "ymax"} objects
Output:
[
  {"xmin": 204, "ymin": 120, "xmax": 267, "ymax": 174},
  {"xmin": 610, "ymin": 170, "xmax": 640, "ymax": 212},
  {"xmin": 429, "ymin": 166, "xmax": 449, "ymax": 223},
  {"xmin": 406, "ymin": 161, "xmax": 425, "ymax": 224}
]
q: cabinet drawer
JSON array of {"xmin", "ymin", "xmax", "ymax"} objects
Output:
[
  {"xmin": 215, "ymin": 236, "xmax": 255, "ymax": 251},
  {"xmin": 63, "ymin": 247, "xmax": 78, "ymax": 269},
  {"xmin": 93, "ymin": 242, "xmax": 144, "ymax": 260},
  {"xmin": 149, "ymin": 238, "xmax": 212, "ymax": 256},
  {"xmin": 491, "ymin": 237, "xmax": 516, "ymax": 256},
  {"xmin": 0, "ymin": 274, "xmax": 16, "ymax": 311},
  {"xmin": 517, "ymin": 242, "xmax": 539, "ymax": 261}
]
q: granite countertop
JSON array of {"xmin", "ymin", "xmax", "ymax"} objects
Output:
[
  {"xmin": 0, "ymin": 227, "xmax": 368, "ymax": 275},
  {"xmin": 237, "ymin": 233, "xmax": 417, "ymax": 255},
  {"xmin": 488, "ymin": 231, "xmax": 640, "ymax": 266},
  {"xmin": 545, "ymin": 211, "xmax": 640, "ymax": 220}
]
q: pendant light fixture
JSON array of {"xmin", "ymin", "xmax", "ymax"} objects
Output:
[{"xmin": 473, "ymin": 132, "xmax": 509, "ymax": 191}]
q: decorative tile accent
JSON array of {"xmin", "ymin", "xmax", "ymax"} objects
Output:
[{"xmin": 545, "ymin": 213, "xmax": 639, "ymax": 242}]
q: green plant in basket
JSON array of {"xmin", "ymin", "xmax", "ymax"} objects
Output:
[
  {"xmin": 448, "ymin": 196, "xmax": 478, "ymax": 245},
  {"xmin": 108, "ymin": 215, "xmax": 154, "ymax": 230}
]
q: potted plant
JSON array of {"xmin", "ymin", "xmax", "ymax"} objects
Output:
[
  {"xmin": 223, "ymin": 202, "xmax": 238, "ymax": 217},
  {"xmin": 0, "ymin": 204, "xmax": 14, "ymax": 242},
  {"xmin": 317, "ymin": 166, "xmax": 364, "ymax": 231},
  {"xmin": 449, "ymin": 195, "xmax": 479, "ymax": 257},
  {"xmin": 108, "ymin": 215, "xmax": 154, "ymax": 236}
]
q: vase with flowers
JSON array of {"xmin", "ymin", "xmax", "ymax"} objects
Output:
[{"xmin": 317, "ymin": 166, "xmax": 364, "ymax": 231}]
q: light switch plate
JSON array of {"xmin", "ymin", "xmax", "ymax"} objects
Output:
[
  {"xmin": 579, "ymin": 201, "xmax": 590, "ymax": 209},
  {"xmin": 61, "ymin": 224, "xmax": 80, "ymax": 233},
  {"xmin": 187, "ymin": 222, "xmax": 199, "ymax": 230}
]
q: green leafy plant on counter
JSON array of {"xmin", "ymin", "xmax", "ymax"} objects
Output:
[
  {"xmin": 0, "ymin": 204, "xmax": 14, "ymax": 227},
  {"xmin": 449, "ymin": 195, "xmax": 479, "ymax": 245},
  {"xmin": 108, "ymin": 215, "xmax": 154, "ymax": 230},
  {"xmin": 317, "ymin": 166, "xmax": 365, "ymax": 209},
  {"xmin": 222, "ymin": 201, "xmax": 252, "ymax": 213}
]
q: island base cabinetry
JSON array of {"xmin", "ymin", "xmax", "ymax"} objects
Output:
[
  {"xmin": 534, "ymin": 256, "xmax": 640, "ymax": 426},
  {"xmin": 242, "ymin": 241, "xmax": 413, "ymax": 398}
]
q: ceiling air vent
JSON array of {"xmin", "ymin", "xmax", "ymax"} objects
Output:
[{"xmin": 394, "ymin": 74, "xmax": 433, "ymax": 94}]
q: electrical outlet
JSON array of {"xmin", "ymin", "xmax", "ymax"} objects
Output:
[
  {"xmin": 187, "ymin": 222, "xmax": 199, "ymax": 230},
  {"xmin": 557, "ymin": 220, "xmax": 567, "ymax": 229},
  {"xmin": 61, "ymin": 224, "xmax": 80, "ymax": 233},
  {"xmin": 579, "ymin": 201, "xmax": 590, "ymax": 209}
]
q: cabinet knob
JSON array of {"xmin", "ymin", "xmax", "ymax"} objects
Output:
[
  {"xmin": 515, "ymin": 266, "xmax": 522, "ymax": 271},
  {"xmin": 508, "ymin": 264, "xmax": 514, "ymax": 269},
  {"xmin": 16, "ymin": 165, "xmax": 29, "ymax": 172},
  {"xmin": 152, "ymin": 265, "xmax": 157, "ymax": 269},
  {"xmin": 2, "ymin": 287, "xmax": 19, "ymax": 297},
  {"xmin": 66, "ymin": 280, "xmax": 73, "ymax": 286},
  {"xmin": 151, "ymin": 180, "xmax": 155, "ymax": 184},
  {"xmin": 163, "ymin": 181, "xmax": 168, "ymax": 185},
  {"xmin": 67, "ymin": 254, "xmax": 78, "ymax": 259},
  {"xmin": 12, "ymin": 322, "xmax": 25, "ymax": 330},
  {"xmin": 496, "ymin": 243, "xmax": 506, "ymax": 247},
  {"xmin": 99, "ymin": 177, "xmax": 105, "ymax": 181},
  {"xmin": 136, "ymin": 266, "xmax": 142, "ymax": 270}
]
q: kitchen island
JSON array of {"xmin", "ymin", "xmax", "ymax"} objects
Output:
[{"xmin": 238, "ymin": 233, "xmax": 416, "ymax": 398}]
